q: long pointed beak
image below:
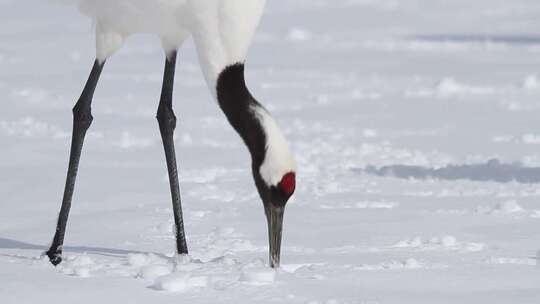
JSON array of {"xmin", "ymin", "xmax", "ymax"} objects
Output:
[{"xmin": 265, "ymin": 205, "xmax": 285, "ymax": 268}]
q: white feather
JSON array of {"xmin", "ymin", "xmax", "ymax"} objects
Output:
[
  {"xmin": 189, "ymin": 0, "xmax": 266, "ymax": 92},
  {"xmin": 54, "ymin": 0, "xmax": 265, "ymax": 69},
  {"xmin": 253, "ymin": 106, "xmax": 297, "ymax": 187}
]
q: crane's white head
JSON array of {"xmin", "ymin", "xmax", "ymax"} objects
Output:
[{"xmin": 250, "ymin": 106, "xmax": 297, "ymax": 268}]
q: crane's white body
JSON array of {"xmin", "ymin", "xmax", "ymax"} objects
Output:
[
  {"xmin": 67, "ymin": 0, "xmax": 263, "ymax": 92},
  {"xmin": 63, "ymin": 0, "xmax": 296, "ymax": 188}
]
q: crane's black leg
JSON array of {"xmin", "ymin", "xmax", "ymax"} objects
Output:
[
  {"xmin": 46, "ymin": 60, "xmax": 105, "ymax": 266},
  {"xmin": 156, "ymin": 50, "xmax": 188, "ymax": 255}
]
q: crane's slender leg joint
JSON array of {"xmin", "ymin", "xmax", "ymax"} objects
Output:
[
  {"xmin": 156, "ymin": 50, "xmax": 188, "ymax": 255},
  {"xmin": 46, "ymin": 60, "xmax": 105, "ymax": 266}
]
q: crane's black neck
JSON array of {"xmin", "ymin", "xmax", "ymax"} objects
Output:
[{"xmin": 216, "ymin": 63, "xmax": 267, "ymax": 170}]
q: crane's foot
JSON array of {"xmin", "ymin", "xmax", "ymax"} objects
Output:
[{"xmin": 45, "ymin": 248, "xmax": 63, "ymax": 266}]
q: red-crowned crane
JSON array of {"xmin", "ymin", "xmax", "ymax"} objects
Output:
[{"xmin": 46, "ymin": 0, "xmax": 297, "ymax": 269}]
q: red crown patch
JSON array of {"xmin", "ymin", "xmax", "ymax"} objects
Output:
[{"xmin": 279, "ymin": 172, "xmax": 296, "ymax": 195}]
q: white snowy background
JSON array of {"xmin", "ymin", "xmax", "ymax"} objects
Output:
[{"xmin": 2, "ymin": 0, "xmax": 540, "ymax": 303}]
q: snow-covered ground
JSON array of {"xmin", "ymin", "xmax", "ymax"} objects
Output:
[{"xmin": 2, "ymin": 0, "xmax": 540, "ymax": 303}]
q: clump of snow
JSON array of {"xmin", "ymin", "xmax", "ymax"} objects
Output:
[
  {"xmin": 138, "ymin": 265, "xmax": 172, "ymax": 281},
  {"xmin": 440, "ymin": 235, "xmax": 458, "ymax": 247},
  {"xmin": 153, "ymin": 272, "xmax": 192, "ymax": 292},
  {"xmin": 530, "ymin": 210, "xmax": 540, "ymax": 218},
  {"xmin": 287, "ymin": 27, "xmax": 312, "ymax": 41},
  {"xmin": 280, "ymin": 263, "xmax": 314, "ymax": 273},
  {"xmin": 147, "ymin": 256, "xmax": 214, "ymax": 292},
  {"xmin": 74, "ymin": 267, "xmax": 91, "ymax": 278},
  {"xmin": 362, "ymin": 39, "xmax": 479, "ymax": 53},
  {"xmin": 313, "ymin": 94, "xmax": 330, "ymax": 105},
  {"xmin": 189, "ymin": 276, "xmax": 209, "ymax": 288},
  {"xmin": 355, "ymin": 201, "xmax": 399, "ymax": 209},
  {"xmin": 307, "ymin": 300, "xmax": 343, "ymax": 304},
  {"xmin": 494, "ymin": 200, "xmax": 525, "ymax": 213},
  {"xmin": 492, "ymin": 135, "xmax": 514, "ymax": 143},
  {"xmin": 362, "ymin": 129, "xmax": 378, "ymax": 138},
  {"xmin": 440, "ymin": 201, "xmax": 537, "ymax": 218},
  {"xmin": 240, "ymin": 267, "xmax": 276, "ymax": 285},
  {"xmin": 350, "ymin": 89, "xmax": 382, "ymax": 100},
  {"xmin": 0, "ymin": 117, "xmax": 67, "ymax": 138},
  {"xmin": 355, "ymin": 258, "xmax": 429, "ymax": 271},
  {"xmin": 57, "ymin": 254, "xmax": 95, "ymax": 277},
  {"xmin": 127, "ymin": 253, "xmax": 170, "ymax": 268},
  {"xmin": 393, "ymin": 236, "xmax": 484, "ymax": 252},
  {"xmin": 69, "ymin": 255, "xmax": 94, "ymax": 266},
  {"xmin": 435, "ymin": 78, "xmax": 494, "ymax": 97},
  {"xmin": 394, "ymin": 236, "xmax": 422, "ymax": 248},
  {"xmin": 476, "ymin": 200, "xmax": 525, "ymax": 215},
  {"xmin": 126, "ymin": 253, "xmax": 174, "ymax": 281},
  {"xmin": 436, "ymin": 78, "xmax": 464, "ymax": 96},
  {"xmin": 181, "ymin": 133, "xmax": 193, "ymax": 145},
  {"xmin": 522, "ymin": 155, "xmax": 540, "ymax": 167},
  {"xmin": 11, "ymin": 88, "xmax": 54, "ymax": 104},
  {"xmin": 217, "ymin": 227, "xmax": 236, "ymax": 237},
  {"xmin": 292, "ymin": 264, "xmax": 326, "ymax": 280},
  {"xmin": 238, "ymin": 258, "xmax": 276, "ymax": 285},
  {"xmin": 189, "ymin": 210, "xmax": 210, "ymax": 218},
  {"xmin": 500, "ymin": 100, "xmax": 524, "ymax": 112},
  {"xmin": 321, "ymin": 200, "xmax": 399, "ymax": 210},
  {"xmin": 522, "ymin": 75, "xmax": 540, "ymax": 90},
  {"xmin": 127, "ymin": 253, "xmax": 151, "ymax": 267},
  {"xmin": 406, "ymin": 78, "xmax": 495, "ymax": 99},
  {"xmin": 114, "ymin": 131, "xmax": 154, "ymax": 149},
  {"xmin": 215, "ymin": 239, "xmax": 258, "ymax": 252},
  {"xmin": 521, "ymin": 134, "xmax": 540, "ymax": 144},
  {"xmin": 484, "ymin": 257, "xmax": 536, "ymax": 266},
  {"xmin": 403, "ymin": 258, "xmax": 422, "ymax": 268}
]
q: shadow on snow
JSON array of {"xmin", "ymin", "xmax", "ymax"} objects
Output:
[
  {"xmin": 412, "ymin": 34, "xmax": 540, "ymax": 45},
  {"xmin": 360, "ymin": 159, "xmax": 540, "ymax": 184},
  {"xmin": 0, "ymin": 237, "xmax": 152, "ymax": 259}
]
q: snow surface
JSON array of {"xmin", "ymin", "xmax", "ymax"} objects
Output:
[{"xmin": 2, "ymin": 0, "xmax": 540, "ymax": 303}]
